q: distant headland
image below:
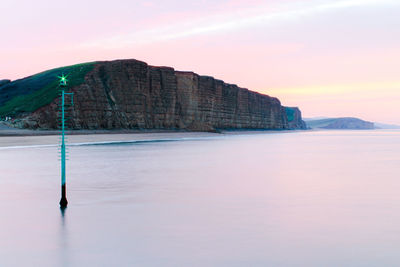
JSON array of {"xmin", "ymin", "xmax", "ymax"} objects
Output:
[{"xmin": 305, "ymin": 117, "xmax": 375, "ymax": 130}]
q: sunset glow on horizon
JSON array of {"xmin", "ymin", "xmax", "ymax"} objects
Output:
[{"xmin": 1, "ymin": 0, "xmax": 399, "ymax": 124}]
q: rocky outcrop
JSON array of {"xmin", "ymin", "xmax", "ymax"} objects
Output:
[
  {"xmin": 285, "ymin": 107, "xmax": 307, "ymax": 129},
  {"xmin": 4, "ymin": 59, "xmax": 306, "ymax": 131}
]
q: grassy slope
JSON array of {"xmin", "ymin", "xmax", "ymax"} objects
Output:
[
  {"xmin": 306, "ymin": 118, "xmax": 375, "ymax": 129},
  {"xmin": 0, "ymin": 62, "xmax": 96, "ymax": 117},
  {"xmin": 285, "ymin": 107, "xmax": 295, "ymax": 122},
  {"xmin": 305, "ymin": 118, "xmax": 338, "ymax": 128}
]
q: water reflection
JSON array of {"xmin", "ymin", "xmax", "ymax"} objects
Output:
[
  {"xmin": 60, "ymin": 207, "xmax": 67, "ymax": 221},
  {"xmin": 59, "ymin": 207, "xmax": 69, "ymax": 267},
  {"xmin": 1, "ymin": 130, "xmax": 400, "ymax": 266}
]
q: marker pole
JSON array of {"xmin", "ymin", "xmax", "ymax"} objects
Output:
[{"xmin": 60, "ymin": 88, "xmax": 68, "ymax": 208}]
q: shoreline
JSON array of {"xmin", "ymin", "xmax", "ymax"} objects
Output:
[
  {"xmin": 0, "ymin": 123, "xmax": 309, "ymax": 148},
  {"xmin": 0, "ymin": 131, "xmax": 222, "ymax": 148},
  {"xmin": 0, "ymin": 121, "xmax": 304, "ymax": 136},
  {"xmin": 0, "ymin": 127, "xmax": 395, "ymax": 149}
]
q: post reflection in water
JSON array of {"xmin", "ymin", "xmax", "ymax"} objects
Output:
[
  {"xmin": 60, "ymin": 207, "xmax": 67, "ymax": 221},
  {"xmin": 59, "ymin": 207, "xmax": 69, "ymax": 267}
]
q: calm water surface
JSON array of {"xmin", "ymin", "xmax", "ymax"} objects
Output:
[{"xmin": 1, "ymin": 130, "xmax": 400, "ymax": 266}]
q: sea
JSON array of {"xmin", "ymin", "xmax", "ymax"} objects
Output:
[{"xmin": 0, "ymin": 130, "xmax": 399, "ymax": 266}]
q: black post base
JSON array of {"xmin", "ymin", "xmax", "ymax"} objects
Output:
[
  {"xmin": 60, "ymin": 197, "xmax": 68, "ymax": 208},
  {"xmin": 60, "ymin": 184, "xmax": 68, "ymax": 208}
]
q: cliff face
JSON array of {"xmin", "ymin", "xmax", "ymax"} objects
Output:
[
  {"xmin": 5, "ymin": 59, "xmax": 306, "ymax": 131},
  {"xmin": 285, "ymin": 107, "xmax": 307, "ymax": 129}
]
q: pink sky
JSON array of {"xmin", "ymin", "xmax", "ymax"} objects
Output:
[{"xmin": 1, "ymin": 0, "xmax": 399, "ymax": 124}]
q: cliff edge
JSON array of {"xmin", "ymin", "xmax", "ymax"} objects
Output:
[{"xmin": 0, "ymin": 59, "xmax": 306, "ymax": 131}]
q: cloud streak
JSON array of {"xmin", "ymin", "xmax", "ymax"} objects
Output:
[{"xmin": 78, "ymin": 0, "xmax": 397, "ymax": 49}]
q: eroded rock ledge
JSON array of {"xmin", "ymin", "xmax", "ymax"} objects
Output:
[{"xmin": 10, "ymin": 59, "xmax": 306, "ymax": 131}]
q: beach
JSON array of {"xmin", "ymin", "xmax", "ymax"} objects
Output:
[
  {"xmin": 0, "ymin": 121, "xmax": 301, "ymax": 148},
  {"xmin": 0, "ymin": 130, "xmax": 221, "ymax": 148}
]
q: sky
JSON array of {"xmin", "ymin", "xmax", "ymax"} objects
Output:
[{"xmin": 1, "ymin": 0, "xmax": 399, "ymax": 124}]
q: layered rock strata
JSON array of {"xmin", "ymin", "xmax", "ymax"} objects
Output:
[{"xmin": 6, "ymin": 59, "xmax": 306, "ymax": 131}]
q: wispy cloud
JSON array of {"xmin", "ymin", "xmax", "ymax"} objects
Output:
[{"xmin": 78, "ymin": 0, "xmax": 397, "ymax": 49}]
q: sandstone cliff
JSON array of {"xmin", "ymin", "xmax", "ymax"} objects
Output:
[
  {"xmin": 285, "ymin": 107, "xmax": 307, "ymax": 129},
  {"xmin": 0, "ymin": 59, "xmax": 306, "ymax": 131}
]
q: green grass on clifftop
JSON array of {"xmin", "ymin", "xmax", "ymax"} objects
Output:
[
  {"xmin": 285, "ymin": 107, "xmax": 295, "ymax": 122},
  {"xmin": 0, "ymin": 62, "xmax": 96, "ymax": 117}
]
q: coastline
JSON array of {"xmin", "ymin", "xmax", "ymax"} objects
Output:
[
  {"xmin": 0, "ymin": 131, "xmax": 222, "ymax": 148},
  {"xmin": 0, "ymin": 121, "xmax": 310, "ymax": 148}
]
